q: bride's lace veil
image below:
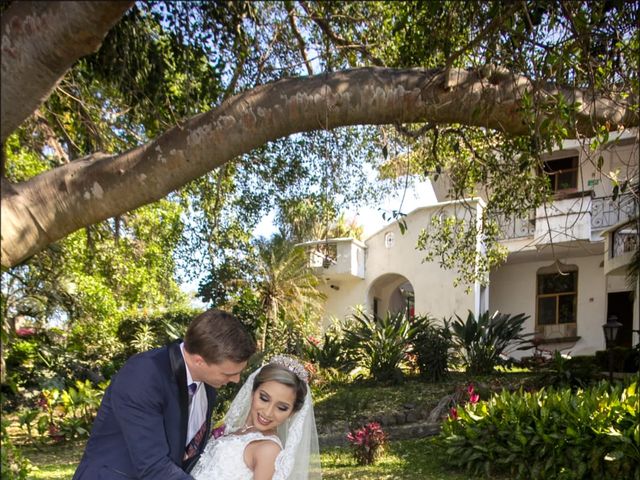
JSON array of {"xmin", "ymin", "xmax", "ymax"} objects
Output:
[{"xmin": 223, "ymin": 356, "xmax": 322, "ymax": 479}]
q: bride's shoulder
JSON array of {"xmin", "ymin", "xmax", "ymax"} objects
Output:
[{"xmin": 244, "ymin": 436, "xmax": 282, "ymax": 473}]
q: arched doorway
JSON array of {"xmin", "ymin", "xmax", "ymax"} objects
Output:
[{"xmin": 368, "ymin": 273, "xmax": 415, "ymax": 319}]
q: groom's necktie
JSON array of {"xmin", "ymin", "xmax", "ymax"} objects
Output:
[
  {"xmin": 185, "ymin": 383, "xmax": 206, "ymax": 460},
  {"xmin": 188, "ymin": 382, "xmax": 197, "ymax": 407}
]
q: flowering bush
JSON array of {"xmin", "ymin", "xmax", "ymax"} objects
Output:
[
  {"xmin": 449, "ymin": 383, "xmax": 480, "ymax": 420},
  {"xmin": 346, "ymin": 422, "xmax": 388, "ymax": 465},
  {"xmin": 19, "ymin": 380, "xmax": 106, "ymax": 443}
]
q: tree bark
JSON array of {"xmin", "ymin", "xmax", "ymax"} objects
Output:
[
  {"xmin": 1, "ymin": 1, "xmax": 133, "ymax": 143},
  {"xmin": 1, "ymin": 67, "xmax": 638, "ymax": 268}
]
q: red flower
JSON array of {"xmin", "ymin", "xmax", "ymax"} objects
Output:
[
  {"xmin": 469, "ymin": 393, "xmax": 480, "ymax": 405},
  {"xmin": 467, "ymin": 384, "xmax": 475, "ymax": 395},
  {"xmin": 449, "ymin": 407, "xmax": 458, "ymax": 420}
]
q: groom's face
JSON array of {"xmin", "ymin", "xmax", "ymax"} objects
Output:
[{"xmin": 192, "ymin": 356, "xmax": 247, "ymax": 388}]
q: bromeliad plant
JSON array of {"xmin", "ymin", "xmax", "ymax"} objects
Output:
[
  {"xmin": 451, "ymin": 310, "xmax": 532, "ymax": 374},
  {"xmin": 346, "ymin": 422, "xmax": 388, "ymax": 465}
]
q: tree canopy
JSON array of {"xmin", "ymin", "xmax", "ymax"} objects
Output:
[
  {"xmin": 2, "ymin": 1, "xmax": 638, "ymax": 269},
  {"xmin": 1, "ymin": 1, "xmax": 638, "ymax": 308}
]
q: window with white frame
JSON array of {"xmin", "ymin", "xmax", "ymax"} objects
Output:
[{"xmin": 536, "ymin": 265, "xmax": 578, "ymax": 326}]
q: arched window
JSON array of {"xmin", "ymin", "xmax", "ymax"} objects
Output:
[{"xmin": 536, "ymin": 263, "xmax": 578, "ymax": 326}]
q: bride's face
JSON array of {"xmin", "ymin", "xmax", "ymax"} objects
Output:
[{"xmin": 248, "ymin": 380, "xmax": 296, "ymax": 433}]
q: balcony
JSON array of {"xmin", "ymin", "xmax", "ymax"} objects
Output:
[
  {"xmin": 497, "ymin": 192, "xmax": 638, "ymax": 242},
  {"xmin": 298, "ymin": 238, "xmax": 366, "ymax": 281},
  {"xmin": 602, "ymin": 218, "xmax": 639, "ymax": 276}
]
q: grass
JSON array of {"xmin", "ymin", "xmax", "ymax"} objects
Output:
[
  {"xmin": 313, "ymin": 370, "xmax": 535, "ymax": 428},
  {"xmin": 19, "ymin": 437, "xmax": 491, "ymax": 480},
  {"xmin": 322, "ymin": 437, "xmax": 495, "ymax": 479},
  {"xmin": 18, "ymin": 440, "xmax": 83, "ymax": 479}
]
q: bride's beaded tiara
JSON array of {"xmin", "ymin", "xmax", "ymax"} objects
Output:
[{"xmin": 269, "ymin": 355, "xmax": 309, "ymax": 383}]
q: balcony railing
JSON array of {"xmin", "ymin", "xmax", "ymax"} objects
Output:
[
  {"xmin": 496, "ymin": 192, "xmax": 638, "ymax": 240},
  {"xmin": 612, "ymin": 220, "xmax": 638, "ymax": 258},
  {"xmin": 591, "ymin": 192, "xmax": 637, "ymax": 230}
]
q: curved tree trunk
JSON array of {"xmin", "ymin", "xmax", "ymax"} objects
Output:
[
  {"xmin": 1, "ymin": 67, "xmax": 638, "ymax": 268},
  {"xmin": 1, "ymin": 1, "xmax": 133, "ymax": 142}
]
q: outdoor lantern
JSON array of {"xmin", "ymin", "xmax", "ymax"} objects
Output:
[
  {"xmin": 602, "ymin": 315, "xmax": 622, "ymax": 347},
  {"xmin": 602, "ymin": 315, "xmax": 622, "ymax": 381}
]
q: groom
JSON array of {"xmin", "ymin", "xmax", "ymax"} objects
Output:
[{"xmin": 73, "ymin": 308, "xmax": 256, "ymax": 479}]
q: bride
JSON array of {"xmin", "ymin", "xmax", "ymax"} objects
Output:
[{"xmin": 191, "ymin": 355, "xmax": 322, "ymax": 479}]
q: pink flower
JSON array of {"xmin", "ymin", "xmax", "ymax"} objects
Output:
[
  {"xmin": 16, "ymin": 327, "xmax": 36, "ymax": 337},
  {"xmin": 449, "ymin": 407, "xmax": 458, "ymax": 420},
  {"xmin": 467, "ymin": 384, "xmax": 475, "ymax": 395},
  {"xmin": 469, "ymin": 393, "xmax": 480, "ymax": 405}
]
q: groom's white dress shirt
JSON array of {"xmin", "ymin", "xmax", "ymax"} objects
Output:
[{"xmin": 180, "ymin": 343, "xmax": 207, "ymax": 445}]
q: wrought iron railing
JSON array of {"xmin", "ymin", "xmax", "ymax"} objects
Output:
[
  {"xmin": 612, "ymin": 221, "xmax": 638, "ymax": 258},
  {"xmin": 495, "ymin": 213, "xmax": 535, "ymax": 239},
  {"xmin": 591, "ymin": 192, "xmax": 638, "ymax": 230},
  {"xmin": 496, "ymin": 192, "xmax": 638, "ymax": 240}
]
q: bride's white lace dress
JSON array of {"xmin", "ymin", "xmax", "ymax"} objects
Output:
[{"xmin": 191, "ymin": 431, "xmax": 282, "ymax": 480}]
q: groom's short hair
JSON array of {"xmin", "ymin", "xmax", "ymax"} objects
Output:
[{"xmin": 184, "ymin": 308, "xmax": 255, "ymax": 364}]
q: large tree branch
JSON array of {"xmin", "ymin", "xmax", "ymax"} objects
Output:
[
  {"xmin": 1, "ymin": 1, "xmax": 133, "ymax": 143},
  {"xmin": 1, "ymin": 67, "xmax": 638, "ymax": 267}
]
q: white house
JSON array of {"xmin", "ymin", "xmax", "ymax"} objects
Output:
[{"xmin": 301, "ymin": 132, "xmax": 639, "ymax": 357}]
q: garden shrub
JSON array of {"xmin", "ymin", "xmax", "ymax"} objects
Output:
[
  {"xmin": 1, "ymin": 417, "xmax": 32, "ymax": 479},
  {"xmin": 535, "ymin": 352, "xmax": 599, "ymax": 389},
  {"xmin": 117, "ymin": 307, "xmax": 200, "ymax": 357},
  {"xmin": 343, "ymin": 311, "xmax": 417, "ymax": 383},
  {"xmin": 303, "ymin": 326, "xmax": 346, "ymax": 370},
  {"xmin": 595, "ymin": 346, "xmax": 640, "ymax": 373},
  {"xmin": 451, "ymin": 310, "xmax": 532, "ymax": 374},
  {"xmin": 438, "ymin": 379, "xmax": 640, "ymax": 479},
  {"xmin": 411, "ymin": 315, "xmax": 452, "ymax": 382},
  {"xmin": 22, "ymin": 380, "xmax": 107, "ymax": 443},
  {"xmin": 4, "ymin": 328, "xmax": 104, "ymax": 404}
]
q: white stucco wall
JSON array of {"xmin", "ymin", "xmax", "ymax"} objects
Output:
[
  {"xmin": 489, "ymin": 254, "xmax": 611, "ymax": 356},
  {"xmin": 319, "ymin": 201, "xmax": 479, "ymax": 326}
]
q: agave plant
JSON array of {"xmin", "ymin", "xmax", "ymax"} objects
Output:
[
  {"xmin": 451, "ymin": 310, "xmax": 532, "ymax": 374},
  {"xmin": 343, "ymin": 310, "xmax": 418, "ymax": 382}
]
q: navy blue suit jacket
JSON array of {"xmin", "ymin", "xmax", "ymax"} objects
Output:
[{"xmin": 73, "ymin": 341, "xmax": 216, "ymax": 479}]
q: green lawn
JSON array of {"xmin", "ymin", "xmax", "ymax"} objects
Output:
[
  {"xmin": 21, "ymin": 437, "xmax": 487, "ymax": 480},
  {"xmin": 19, "ymin": 440, "xmax": 83, "ymax": 480}
]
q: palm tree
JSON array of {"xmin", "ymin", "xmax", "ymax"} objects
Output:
[{"xmin": 253, "ymin": 235, "xmax": 325, "ymax": 351}]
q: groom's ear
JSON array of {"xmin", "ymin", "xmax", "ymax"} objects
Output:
[{"xmin": 193, "ymin": 354, "xmax": 207, "ymax": 366}]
